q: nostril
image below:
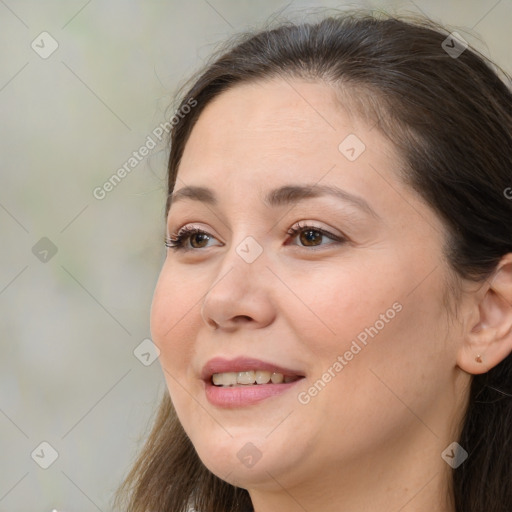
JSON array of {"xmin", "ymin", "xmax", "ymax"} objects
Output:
[{"xmin": 233, "ymin": 315, "xmax": 253, "ymax": 326}]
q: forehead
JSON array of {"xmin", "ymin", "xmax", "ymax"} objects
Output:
[
  {"xmin": 202, "ymin": 78, "xmax": 342, "ymax": 129},
  {"xmin": 177, "ymin": 78, "xmax": 397, "ymax": 187}
]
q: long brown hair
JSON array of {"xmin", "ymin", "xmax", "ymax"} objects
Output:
[{"xmin": 115, "ymin": 10, "xmax": 512, "ymax": 512}]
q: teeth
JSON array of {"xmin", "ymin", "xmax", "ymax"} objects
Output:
[
  {"xmin": 212, "ymin": 372, "xmax": 236, "ymax": 386},
  {"xmin": 255, "ymin": 370, "xmax": 271, "ymax": 384},
  {"xmin": 212, "ymin": 370, "xmax": 299, "ymax": 387},
  {"xmin": 237, "ymin": 371, "xmax": 256, "ymax": 385},
  {"xmin": 271, "ymin": 372, "xmax": 284, "ymax": 384}
]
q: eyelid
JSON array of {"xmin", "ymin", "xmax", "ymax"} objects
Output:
[
  {"xmin": 168, "ymin": 222, "xmax": 220, "ymax": 238},
  {"xmin": 287, "ymin": 220, "xmax": 344, "ymax": 238}
]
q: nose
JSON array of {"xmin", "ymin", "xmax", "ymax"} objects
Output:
[{"xmin": 200, "ymin": 242, "xmax": 276, "ymax": 332}]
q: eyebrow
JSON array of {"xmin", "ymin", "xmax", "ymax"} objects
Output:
[{"xmin": 167, "ymin": 184, "xmax": 378, "ymax": 218}]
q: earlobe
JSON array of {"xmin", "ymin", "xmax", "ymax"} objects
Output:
[{"xmin": 456, "ymin": 255, "xmax": 512, "ymax": 375}]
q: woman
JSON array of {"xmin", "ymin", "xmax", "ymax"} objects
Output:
[{"xmin": 116, "ymin": 10, "xmax": 512, "ymax": 512}]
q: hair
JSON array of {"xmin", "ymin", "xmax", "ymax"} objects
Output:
[{"xmin": 115, "ymin": 9, "xmax": 512, "ymax": 512}]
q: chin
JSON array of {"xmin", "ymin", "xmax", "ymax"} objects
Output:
[
  {"xmin": 190, "ymin": 430, "xmax": 303, "ymax": 491},
  {"xmin": 199, "ymin": 449, "xmax": 288, "ymax": 491}
]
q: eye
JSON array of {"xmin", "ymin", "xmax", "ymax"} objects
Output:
[
  {"xmin": 165, "ymin": 226, "xmax": 221, "ymax": 251},
  {"xmin": 286, "ymin": 222, "xmax": 346, "ymax": 248},
  {"xmin": 165, "ymin": 222, "xmax": 346, "ymax": 252}
]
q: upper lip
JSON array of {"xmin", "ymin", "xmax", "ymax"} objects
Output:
[{"xmin": 201, "ymin": 356, "xmax": 305, "ymax": 381}]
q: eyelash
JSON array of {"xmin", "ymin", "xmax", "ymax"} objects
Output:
[{"xmin": 165, "ymin": 222, "xmax": 346, "ymax": 252}]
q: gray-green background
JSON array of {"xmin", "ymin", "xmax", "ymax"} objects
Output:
[{"xmin": 1, "ymin": 0, "xmax": 510, "ymax": 510}]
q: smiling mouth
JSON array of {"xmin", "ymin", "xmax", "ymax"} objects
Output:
[{"xmin": 212, "ymin": 370, "xmax": 303, "ymax": 387}]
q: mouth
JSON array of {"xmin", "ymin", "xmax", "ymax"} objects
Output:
[{"xmin": 201, "ymin": 357, "xmax": 305, "ymax": 407}]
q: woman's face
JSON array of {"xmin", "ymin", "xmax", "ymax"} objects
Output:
[{"xmin": 151, "ymin": 79, "xmax": 468, "ymax": 496}]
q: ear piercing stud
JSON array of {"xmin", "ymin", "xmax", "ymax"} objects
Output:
[{"xmin": 475, "ymin": 354, "xmax": 483, "ymax": 363}]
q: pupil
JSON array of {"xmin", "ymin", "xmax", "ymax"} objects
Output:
[
  {"xmin": 191, "ymin": 233, "xmax": 209, "ymax": 248},
  {"xmin": 301, "ymin": 230, "xmax": 320, "ymax": 246}
]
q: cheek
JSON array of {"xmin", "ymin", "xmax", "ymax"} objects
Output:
[
  {"xmin": 300, "ymin": 256, "xmax": 451, "ymax": 401},
  {"xmin": 292, "ymin": 284, "xmax": 451, "ymax": 463},
  {"xmin": 150, "ymin": 263, "xmax": 204, "ymax": 374},
  {"xmin": 299, "ymin": 264, "xmax": 403, "ymax": 355},
  {"xmin": 332, "ymin": 281, "xmax": 450, "ymax": 422},
  {"xmin": 150, "ymin": 268, "xmax": 205, "ymax": 423}
]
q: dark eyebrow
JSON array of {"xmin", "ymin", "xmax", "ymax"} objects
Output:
[
  {"xmin": 264, "ymin": 184, "xmax": 378, "ymax": 217},
  {"xmin": 167, "ymin": 184, "xmax": 378, "ymax": 218}
]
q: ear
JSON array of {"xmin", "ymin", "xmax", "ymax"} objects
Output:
[{"xmin": 457, "ymin": 254, "xmax": 512, "ymax": 375}]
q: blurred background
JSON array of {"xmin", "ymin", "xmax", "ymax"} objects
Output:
[{"xmin": 0, "ymin": 0, "xmax": 510, "ymax": 510}]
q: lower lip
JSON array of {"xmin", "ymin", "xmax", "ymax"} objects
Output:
[{"xmin": 204, "ymin": 378, "xmax": 304, "ymax": 408}]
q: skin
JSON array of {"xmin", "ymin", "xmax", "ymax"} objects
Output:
[{"xmin": 150, "ymin": 78, "xmax": 512, "ymax": 512}]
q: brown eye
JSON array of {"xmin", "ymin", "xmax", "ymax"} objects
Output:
[
  {"xmin": 286, "ymin": 223, "xmax": 346, "ymax": 249},
  {"xmin": 189, "ymin": 232, "xmax": 211, "ymax": 248},
  {"xmin": 165, "ymin": 227, "xmax": 219, "ymax": 251},
  {"xmin": 299, "ymin": 229, "xmax": 323, "ymax": 246}
]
